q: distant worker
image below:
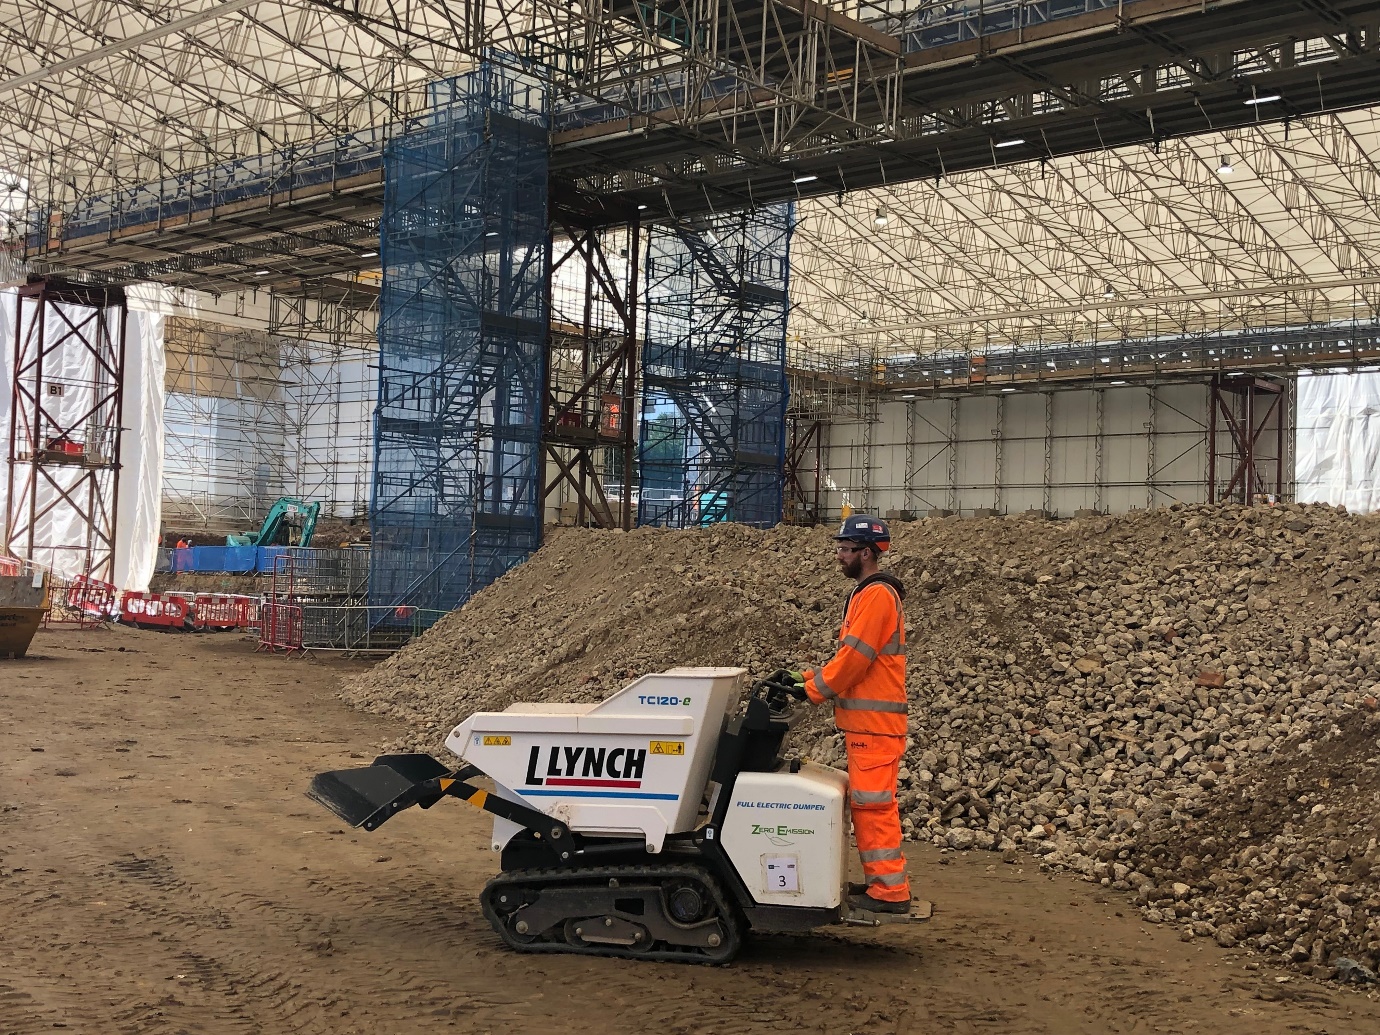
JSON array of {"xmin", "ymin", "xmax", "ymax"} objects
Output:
[
  {"xmin": 771, "ymin": 514, "xmax": 911, "ymax": 914},
  {"xmin": 176, "ymin": 538, "xmax": 188, "ymax": 549}
]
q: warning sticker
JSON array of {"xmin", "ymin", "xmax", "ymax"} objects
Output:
[
  {"xmin": 482, "ymin": 735, "xmax": 512, "ymax": 746},
  {"xmin": 649, "ymin": 740, "xmax": 685, "ymax": 755}
]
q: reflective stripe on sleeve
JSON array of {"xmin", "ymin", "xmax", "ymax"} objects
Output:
[
  {"xmin": 841, "ymin": 634, "xmax": 878, "ymax": 661},
  {"xmin": 851, "ymin": 789, "xmax": 895, "ymax": 805},
  {"xmin": 813, "ymin": 673, "xmax": 839, "ymax": 700},
  {"xmin": 859, "ymin": 846, "xmax": 904, "ymax": 863},
  {"xmin": 836, "ymin": 698, "xmax": 908, "ymax": 713}
]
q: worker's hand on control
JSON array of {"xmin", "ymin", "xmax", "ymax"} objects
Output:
[{"xmin": 763, "ymin": 670, "xmax": 808, "ymax": 704}]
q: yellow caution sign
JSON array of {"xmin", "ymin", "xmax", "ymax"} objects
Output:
[
  {"xmin": 649, "ymin": 740, "xmax": 685, "ymax": 755},
  {"xmin": 482, "ymin": 735, "xmax": 511, "ymax": 746}
]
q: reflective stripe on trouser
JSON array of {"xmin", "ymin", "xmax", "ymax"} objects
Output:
[{"xmin": 845, "ymin": 731, "xmax": 911, "ymax": 903}]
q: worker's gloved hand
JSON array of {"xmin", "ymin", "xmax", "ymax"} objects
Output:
[
  {"xmin": 766, "ymin": 669, "xmax": 805, "ymax": 689},
  {"xmin": 763, "ymin": 670, "xmax": 808, "ymax": 704}
]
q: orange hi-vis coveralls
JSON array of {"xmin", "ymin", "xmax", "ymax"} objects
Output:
[{"xmin": 801, "ymin": 573, "xmax": 910, "ymax": 903}]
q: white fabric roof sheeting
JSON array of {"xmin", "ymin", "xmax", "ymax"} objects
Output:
[{"xmin": 789, "ymin": 107, "xmax": 1380, "ymax": 364}]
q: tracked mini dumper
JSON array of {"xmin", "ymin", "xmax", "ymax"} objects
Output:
[{"xmin": 309, "ymin": 667, "xmax": 928, "ymax": 963}]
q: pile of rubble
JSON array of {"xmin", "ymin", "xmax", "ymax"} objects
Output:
[
  {"xmin": 342, "ymin": 502, "xmax": 1380, "ymax": 980},
  {"xmin": 1128, "ymin": 707, "xmax": 1379, "ymax": 983}
]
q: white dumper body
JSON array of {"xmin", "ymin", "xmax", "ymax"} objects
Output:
[
  {"xmin": 446, "ymin": 667, "xmax": 848, "ymax": 910},
  {"xmin": 310, "ymin": 667, "xmax": 918, "ymax": 963}
]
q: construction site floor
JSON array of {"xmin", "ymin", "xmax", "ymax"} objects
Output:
[{"xmin": 2, "ymin": 627, "xmax": 1377, "ymax": 1034}]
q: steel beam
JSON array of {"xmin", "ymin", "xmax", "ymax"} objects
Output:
[
  {"xmin": 783, "ymin": 416, "xmax": 824, "ymax": 526},
  {"xmin": 1208, "ymin": 373, "xmax": 1288, "ymax": 504},
  {"xmin": 540, "ymin": 221, "xmax": 640, "ymax": 530},
  {"xmin": 20, "ymin": 0, "xmax": 1380, "ymax": 292}
]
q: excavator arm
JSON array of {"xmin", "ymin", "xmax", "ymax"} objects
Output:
[
  {"xmin": 226, "ymin": 497, "xmax": 322, "ymax": 547},
  {"xmin": 296, "ymin": 501, "xmax": 320, "ymax": 547}
]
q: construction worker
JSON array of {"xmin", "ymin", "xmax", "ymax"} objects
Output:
[{"xmin": 771, "ymin": 514, "xmax": 911, "ymax": 914}]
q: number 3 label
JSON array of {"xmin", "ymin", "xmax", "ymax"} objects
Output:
[{"xmin": 763, "ymin": 855, "xmax": 799, "ymax": 894}]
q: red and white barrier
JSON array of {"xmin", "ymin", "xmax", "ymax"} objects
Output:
[
  {"xmin": 120, "ymin": 591, "xmax": 191, "ymax": 629},
  {"xmin": 69, "ymin": 574, "xmax": 119, "ymax": 618},
  {"xmin": 191, "ymin": 593, "xmax": 259, "ymax": 631}
]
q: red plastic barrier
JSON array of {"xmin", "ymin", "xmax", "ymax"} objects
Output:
[
  {"xmin": 192, "ymin": 593, "xmax": 259, "ymax": 631},
  {"xmin": 0, "ymin": 556, "xmax": 20, "ymax": 576},
  {"xmin": 69, "ymin": 574, "xmax": 118, "ymax": 618},
  {"xmin": 43, "ymin": 574, "xmax": 106, "ymax": 629},
  {"xmin": 120, "ymin": 592, "xmax": 191, "ymax": 629}
]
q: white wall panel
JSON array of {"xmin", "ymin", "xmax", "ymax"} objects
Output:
[
  {"xmin": 1050, "ymin": 390, "xmax": 1096, "ymax": 518},
  {"xmin": 955, "ymin": 395, "xmax": 997, "ymax": 512},
  {"xmin": 816, "ymin": 382, "xmax": 1239, "ymax": 521}
]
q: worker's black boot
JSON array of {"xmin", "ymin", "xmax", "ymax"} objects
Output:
[{"xmin": 848, "ymin": 892, "xmax": 910, "ymax": 915}]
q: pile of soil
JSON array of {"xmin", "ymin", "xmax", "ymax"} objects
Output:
[
  {"xmin": 148, "ymin": 572, "xmax": 264, "ymax": 595},
  {"xmin": 341, "ymin": 502, "xmax": 1380, "ymax": 981}
]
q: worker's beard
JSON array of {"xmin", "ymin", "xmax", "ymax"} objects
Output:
[{"xmin": 839, "ymin": 552, "xmax": 866, "ymax": 580}]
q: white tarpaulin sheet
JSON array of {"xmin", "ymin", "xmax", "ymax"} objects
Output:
[
  {"xmin": 1296, "ymin": 369, "xmax": 1380, "ymax": 514},
  {"xmin": 119, "ymin": 288, "xmax": 166, "ymax": 591},
  {"xmin": 0, "ymin": 287, "xmax": 165, "ymax": 591}
]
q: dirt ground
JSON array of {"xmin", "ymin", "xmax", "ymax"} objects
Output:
[{"xmin": 3, "ymin": 628, "xmax": 1379, "ymax": 1035}]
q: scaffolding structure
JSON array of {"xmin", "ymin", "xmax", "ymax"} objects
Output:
[
  {"xmin": 543, "ymin": 222, "xmax": 639, "ymax": 529},
  {"xmin": 161, "ymin": 318, "xmax": 373, "ymax": 537},
  {"xmin": 783, "ymin": 344, "xmax": 878, "ymax": 525},
  {"xmin": 4, "ymin": 278, "xmax": 126, "ymax": 580},
  {"xmin": 1208, "ymin": 374, "xmax": 1289, "ymax": 505},
  {"xmin": 815, "ymin": 377, "xmax": 1269, "ymax": 522},
  {"xmin": 857, "ymin": 0, "xmax": 1130, "ymax": 47},
  {"xmin": 8, "ymin": 0, "xmax": 1376, "ymax": 259},
  {"xmin": 369, "ymin": 63, "xmax": 548, "ymax": 615},
  {"xmin": 637, "ymin": 205, "xmax": 792, "ymax": 528}
]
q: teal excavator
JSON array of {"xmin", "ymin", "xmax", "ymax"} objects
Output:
[{"xmin": 226, "ymin": 497, "xmax": 321, "ymax": 547}]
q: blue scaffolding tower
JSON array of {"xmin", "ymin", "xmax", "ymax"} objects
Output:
[
  {"xmin": 637, "ymin": 205, "xmax": 793, "ymax": 528},
  {"xmin": 369, "ymin": 63, "xmax": 549, "ymax": 615}
]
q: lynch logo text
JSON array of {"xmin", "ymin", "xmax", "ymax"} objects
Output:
[{"xmin": 524, "ymin": 745, "xmax": 648, "ymax": 787}]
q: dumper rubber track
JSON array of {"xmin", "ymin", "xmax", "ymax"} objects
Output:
[{"xmin": 481, "ymin": 863, "xmax": 743, "ymax": 964}]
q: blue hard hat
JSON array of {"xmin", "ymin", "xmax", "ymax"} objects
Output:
[{"xmin": 833, "ymin": 514, "xmax": 891, "ymax": 550}]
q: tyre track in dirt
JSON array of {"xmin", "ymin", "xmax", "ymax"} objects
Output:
[
  {"xmin": 3, "ymin": 801, "xmax": 515, "ymax": 1033},
  {"xmin": 4, "ymin": 627, "xmax": 1380, "ymax": 1035}
]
